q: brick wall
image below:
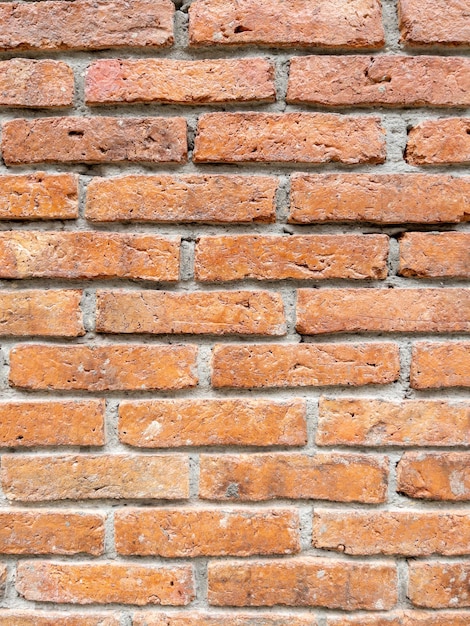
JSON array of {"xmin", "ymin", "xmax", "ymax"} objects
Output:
[{"xmin": 0, "ymin": 0, "xmax": 469, "ymax": 624}]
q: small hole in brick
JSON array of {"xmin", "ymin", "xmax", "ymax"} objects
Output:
[
  {"xmin": 68, "ymin": 130, "xmax": 84, "ymax": 137},
  {"xmin": 234, "ymin": 24, "xmax": 251, "ymax": 33}
]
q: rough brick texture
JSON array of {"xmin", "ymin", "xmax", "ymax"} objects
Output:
[
  {"xmin": 411, "ymin": 342, "xmax": 470, "ymax": 389},
  {"xmin": 397, "ymin": 452, "xmax": 470, "ymax": 501},
  {"xmin": 408, "ymin": 562, "xmax": 470, "ymax": 608},
  {"xmin": 405, "ymin": 118, "xmax": 470, "ymax": 165},
  {"xmin": 399, "ymin": 233, "xmax": 470, "ymax": 278},
  {"xmin": 399, "ymin": 0, "xmax": 470, "ymax": 46}
]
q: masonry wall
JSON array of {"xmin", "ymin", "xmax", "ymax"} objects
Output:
[{"xmin": 0, "ymin": 0, "xmax": 469, "ymax": 624}]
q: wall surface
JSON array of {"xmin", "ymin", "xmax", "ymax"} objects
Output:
[{"xmin": 0, "ymin": 0, "xmax": 469, "ymax": 624}]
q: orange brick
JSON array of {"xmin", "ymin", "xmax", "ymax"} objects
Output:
[
  {"xmin": 0, "ymin": 290, "xmax": 84, "ymax": 337},
  {"xmin": 16, "ymin": 562, "xmax": 194, "ymax": 606},
  {"xmin": 119, "ymin": 398, "xmax": 306, "ymax": 448},
  {"xmin": 317, "ymin": 398, "xmax": 470, "ymax": 447},
  {"xmin": 86, "ymin": 58, "xmax": 274, "ymax": 105},
  {"xmin": 0, "ymin": 400, "xmax": 105, "ymax": 448},
  {"xmin": 208, "ymin": 559, "xmax": 397, "ymax": 609},
  {"xmin": 399, "ymin": 233, "xmax": 470, "ymax": 278},
  {"xmin": 397, "ymin": 452, "xmax": 470, "ymax": 501},
  {"xmin": 327, "ymin": 611, "xmax": 470, "ymax": 626},
  {"xmin": 405, "ymin": 118, "xmax": 470, "ymax": 165},
  {"xmin": 194, "ymin": 113, "xmax": 386, "ymax": 164},
  {"xmin": 96, "ymin": 290, "xmax": 286, "ymax": 336},
  {"xmin": 0, "ymin": 511, "xmax": 104, "ymax": 555},
  {"xmin": 399, "ymin": 0, "xmax": 470, "ymax": 46},
  {"xmin": 199, "ymin": 453, "xmax": 388, "ymax": 503},
  {"xmin": 195, "ymin": 235, "xmax": 389, "ymax": 281},
  {"xmin": 1, "ymin": 454, "xmax": 189, "ymax": 501},
  {"xmin": 189, "ymin": 0, "xmax": 384, "ymax": 49},
  {"xmin": 133, "ymin": 614, "xmax": 317, "ymax": 626},
  {"xmin": 313, "ymin": 510, "xmax": 470, "ymax": 556},
  {"xmin": 115, "ymin": 508, "xmax": 300, "ymax": 556},
  {"xmin": 0, "ymin": 614, "xmax": 120, "ymax": 626},
  {"xmin": 0, "ymin": 231, "xmax": 179, "ymax": 281},
  {"xmin": 2, "ymin": 117, "xmax": 187, "ymax": 165},
  {"xmin": 296, "ymin": 288, "xmax": 470, "ymax": 334},
  {"xmin": 0, "ymin": 173, "xmax": 78, "ymax": 220},
  {"xmin": 211, "ymin": 343, "xmax": 399, "ymax": 389},
  {"xmin": 411, "ymin": 342, "xmax": 470, "ymax": 389},
  {"xmin": 408, "ymin": 562, "xmax": 470, "ymax": 608},
  {"xmin": 289, "ymin": 173, "xmax": 470, "ymax": 224},
  {"xmin": 0, "ymin": 59, "xmax": 74, "ymax": 108},
  {"xmin": 85, "ymin": 174, "xmax": 277, "ymax": 223},
  {"xmin": 0, "ymin": 0, "xmax": 174, "ymax": 51},
  {"xmin": 287, "ymin": 56, "xmax": 470, "ymax": 107}
]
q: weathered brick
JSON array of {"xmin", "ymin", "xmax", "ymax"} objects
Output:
[
  {"xmin": 0, "ymin": 614, "xmax": 120, "ymax": 626},
  {"xmin": 208, "ymin": 559, "xmax": 397, "ymax": 609},
  {"xmin": 1, "ymin": 454, "xmax": 189, "ymax": 501},
  {"xmin": 0, "ymin": 511, "xmax": 104, "ymax": 555},
  {"xmin": 96, "ymin": 290, "xmax": 286, "ymax": 336},
  {"xmin": 0, "ymin": 173, "xmax": 78, "ymax": 220},
  {"xmin": 86, "ymin": 58, "xmax": 274, "ymax": 105},
  {"xmin": 0, "ymin": 400, "xmax": 105, "ymax": 448},
  {"xmin": 189, "ymin": 0, "xmax": 384, "ymax": 49},
  {"xmin": 399, "ymin": 0, "xmax": 470, "ymax": 46},
  {"xmin": 287, "ymin": 56, "xmax": 470, "ymax": 107},
  {"xmin": 0, "ymin": 59, "xmax": 74, "ymax": 108},
  {"xmin": 199, "ymin": 453, "xmax": 388, "ymax": 503},
  {"xmin": 313, "ymin": 510, "xmax": 470, "ymax": 556},
  {"xmin": 408, "ymin": 562, "xmax": 470, "ymax": 608},
  {"xmin": 193, "ymin": 113, "xmax": 386, "ymax": 164},
  {"xmin": 211, "ymin": 343, "xmax": 399, "ymax": 389},
  {"xmin": 115, "ymin": 508, "xmax": 300, "ymax": 557},
  {"xmin": 195, "ymin": 235, "xmax": 389, "ymax": 281},
  {"xmin": 9, "ymin": 345, "xmax": 197, "ymax": 391},
  {"xmin": 289, "ymin": 173, "xmax": 470, "ymax": 224},
  {"xmin": 0, "ymin": 0, "xmax": 174, "ymax": 51},
  {"xmin": 119, "ymin": 399, "xmax": 307, "ymax": 448},
  {"xmin": 0, "ymin": 290, "xmax": 84, "ymax": 337},
  {"xmin": 327, "ymin": 612, "xmax": 470, "ymax": 625},
  {"xmin": 397, "ymin": 452, "xmax": 470, "ymax": 501},
  {"xmin": 405, "ymin": 118, "xmax": 470, "ymax": 165},
  {"xmin": 86, "ymin": 174, "xmax": 277, "ymax": 224},
  {"xmin": 2, "ymin": 117, "xmax": 187, "ymax": 165},
  {"xmin": 0, "ymin": 564, "xmax": 5, "ymax": 598},
  {"xmin": 411, "ymin": 342, "xmax": 470, "ymax": 389},
  {"xmin": 296, "ymin": 288, "xmax": 470, "ymax": 334},
  {"xmin": 0, "ymin": 231, "xmax": 179, "ymax": 281},
  {"xmin": 317, "ymin": 398, "xmax": 470, "ymax": 447},
  {"xmin": 16, "ymin": 562, "xmax": 194, "ymax": 606},
  {"xmin": 399, "ymin": 233, "xmax": 470, "ymax": 278},
  {"xmin": 133, "ymin": 613, "xmax": 317, "ymax": 626}
]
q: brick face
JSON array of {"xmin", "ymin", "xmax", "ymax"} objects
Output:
[{"xmin": 405, "ymin": 118, "xmax": 470, "ymax": 165}]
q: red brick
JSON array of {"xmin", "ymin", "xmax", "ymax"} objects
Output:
[
  {"xmin": 16, "ymin": 562, "xmax": 194, "ymax": 606},
  {"xmin": 397, "ymin": 452, "xmax": 470, "ymax": 501},
  {"xmin": 288, "ymin": 56, "xmax": 470, "ymax": 107},
  {"xmin": 119, "ymin": 399, "xmax": 307, "ymax": 448},
  {"xmin": 0, "ymin": 614, "xmax": 120, "ymax": 626},
  {"xmin": 189, "ymin": 0, "xmax": 384, "ymax": 49},
  {"xmin": 327, "ymin": 612, "xmax": 470, "ymax": 626},
  {"xmin": 399, "ymin": 0, "xmax": 470, "ymax": 46},
  {"xmin": 1, "ymin": 454, "xmax": 189, "ymax": 501},
  {"xmin": 199, "ymin": 453, "xmax": 388, "ymax": 503},
  {"xmin": 0, "ymin": 0, "xmax": 174, "ymax": 52},
  {"xmin": 399, "ymin": 233, "xmax": 470, "ymax": 278},
  {"xmin": 115, "ymin": 508, "xmax": 300, "ymax": 557},
  {"xmin": 133, "ymin": 615, "xmax": 317, "ymax": 626},
  {"xmin": 96, "ymin": 290, "xmax": 286, "ymax": 336},
  {"xmin": 211, "ymin": 343, "xmax": 399, "ymax": 389},
  {"xmin": 0, "ymin": 173, "xmax": 78, "ymax": 220},
  {"xmin": 0, "ymin": 59, "xmax": 73, "ymax": 108},
  {"xmin": 85, "ymin": 174, "xmax": 277, "ymax": 224},
  {"xmin": 313, "ymin": 510, "xmax": 470, "ymax": 556},
  {"xmin": 0, "ymin": 400, "xmax": 105, "ymax": 448},
  {"xmin": 193, "ymin": 113, "xmax": 386, "ymax": 164},
  {"xmin": 405, "ymin": 118, "xmax": 470, "ymax": 165},
  {"xmin": 0, "ymin": 231, "xmax": 179, "ymax": 281},
  {"xmin": 296, "ymin": 288, "xmax": 470, "ymax": 334},
  {"xmin": 195, "ymin": 235, "xmax": 389, "ymax": 281},
  {"xmin": 208, "ymin": 559, "xmax": 397, "ymax": 609},
  {"xmin": 317, "ymin": 398, "xmax": 470, "ymax": 447},
  {"xmin": 0, "ymin": 289, "xmax": 84, "ymax": 337},
  {"xmin": 411, "ymin": 342, "xmax": 470, "ymax": 389},
  {"xmin": 2, "ymin": 117, "xmax": 187, "ymax": 165},
  {"xmin": 0, "ymin": 511, "xmax": 104, "ymax": 555},
  {"xmin": 86, "ymin": 58, "xmax": 274, "ymax": 105},
  {"xmin": 408, "ymin": 562, "xmax": 470, "ymax": 608},
  {"xmin": 9, "ymin": 344, "xmax": 197, "ymax": 391}
]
